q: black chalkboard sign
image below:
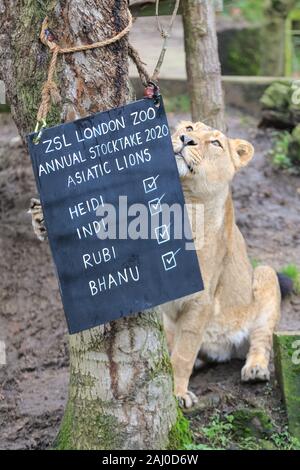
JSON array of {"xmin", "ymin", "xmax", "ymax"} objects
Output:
[{"xmin": 27, "ymin": 98, "xmax": 203, "ymax": 334}]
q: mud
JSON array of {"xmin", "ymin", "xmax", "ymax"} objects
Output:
[{"xmin": 0, "ymin": 108, "xmax": 299, "ymax": 449}]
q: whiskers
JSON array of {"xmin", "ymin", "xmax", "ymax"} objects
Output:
[
  {"xmin": 185, "ymin": 148, "xmax": 203, "ymax": 174},
  {"xmin": 174, "ymin": 141, "xmax": 203, "ymax": 175}
]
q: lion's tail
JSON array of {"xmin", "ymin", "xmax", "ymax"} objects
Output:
[{"xmin": 277, "ymin": 272, "xmax": 294, "ymax": 299}]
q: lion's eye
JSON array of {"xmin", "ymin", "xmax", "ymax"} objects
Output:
[
  {"xmin": 210, "ymin": 139, "xmax": 223, "ymax": 149},
  {"xmin": 186, "ymin": 126, "xmax": 194, "ymax": 132}
]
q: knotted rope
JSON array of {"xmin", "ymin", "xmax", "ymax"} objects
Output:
[
  {"xmin": 128, "ymin": 0, "xmax": 181, "ymax": 86},
  {"xmin": 152, "ymin": 0, "xmax": 181, "ymax": 82},
  {"xmin": 36, "ymin": 11, "xmax": 133, "ymax": 127},
  {"xmin": 35, "ymin": 1, "xmax": 181, "ymax": 139}
]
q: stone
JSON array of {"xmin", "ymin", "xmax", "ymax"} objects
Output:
[
  {"xmin": 183, "ymin": 392, "xmax": 221, "ymax": 417},
  {"xmin": 230, "ymin": 408, "xmax": 274, "ymax": 439},
  {"xmin": 260, "ymin": 81, "xmax": 291, "ymax": 112},
  {"xmin": 260, "ymin": 80, "xmax": 300, "ymax": 129}
]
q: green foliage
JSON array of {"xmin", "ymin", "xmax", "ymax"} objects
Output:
[
  {"xmin": 261, "ymin": 81, "xmax": 300, "ymax": 144},
  {"xmin": 190, "ymin": 410, "xmax": 300, "ymax": 450},
  {"xmin": 168, "ymin": 408, "xmax": 193, "ymax": 450},
  {"xmin": 269, "ymin": 131, "xmax": 296, "ymax": 171},
  {"xmin": 260, "ymin": 80, "xmax": 300, "ymax": 124},
  {"xmin": 54, "ymin": 400, "xmax": 75, "ymax": 450},
  {"xmin": 231, "ymin": 431, "xmax": 300, "ymax": 450},
  {"xmin": 261, "ymin": 81, "xmax": 291, "ymax": 112},
  {"xmin": 226, "ymin": 30, "xmax": 261, "ymax": 76},
  {"xmin": 230, "ymin": 408, "xmax": 273, "ymax": 440},
  {"xmin": 164, "ymin": 95, "xmax": 191, "ymax": 114},
  {"xmin": 223, "ymin": 1, "xmax": 265, "ymax": 23},
  {"xmin": 202, "ymin": 413, "xmax": 234, "ymax": 448},
  {"xmin": 280, "ymin": 264, "xmax": 300, "ymax": 294},
  {"xmin": 194, "ymin": 412, "xmax": 234, "ymax": 449},
  {"xmin": 274, "ymin": 333, "xmax": 300, "ymax": 440},
  {"xmin": 270, "ymin": 427, "xmax": 300, "ymax": 450}
]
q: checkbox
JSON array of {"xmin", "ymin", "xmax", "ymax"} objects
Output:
[
  {"xmin": 148, "ymin": 193, "xmax": 165, "ymax": 216},
  {"xmin": 143, "ymin": 175, "xmax": 159, "ymax": 194},
  {"xmin": 162, "ymin": 249, "xmax": 181, "ymax": 271},
  {"xmin": 155, "ymin": 224, "xmax": 170, "ymax": 245}
]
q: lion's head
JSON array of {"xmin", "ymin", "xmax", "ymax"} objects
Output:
[{"xmin": 172, "ymin": 121, "xmax": 254, "ymax": 197}]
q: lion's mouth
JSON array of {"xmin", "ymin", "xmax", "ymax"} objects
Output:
[{"xmin": 174, "ymin": 150, "xmax": 193, "ymax": 173}]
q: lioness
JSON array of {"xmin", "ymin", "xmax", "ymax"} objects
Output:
[
  {"xmin": 29, "ymin": 121, "xmax": 282, "ymax": 410},
  {"xmin": 162, "ymin": 121, "xmax": 281, "ymax": 407}
]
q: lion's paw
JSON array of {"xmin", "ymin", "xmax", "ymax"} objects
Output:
[
  {"xmin": 241, "ymin": 362, "xmax": 270, "ymax": 383},
  {"xmin": 176, "ymin": 390, "xmax": 198, "ymax": 409},
  {"xmin": 29, "ymin": 198, "xmax": 47, "ymax": 241}
]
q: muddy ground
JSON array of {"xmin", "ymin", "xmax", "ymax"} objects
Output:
[{"xmin": 0, "ymin": 108, "xmax": 299, "ymax": 449}]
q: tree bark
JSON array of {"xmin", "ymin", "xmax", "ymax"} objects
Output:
[
  {"xmin": 182, "ymin": 0, "xmax": 225, "ymax": 131},
  {"xmin": 0, "ymin": 0, "xmax": 183, "ymax": 450},
  {"xmin": 56, "ymin": 313, "xmax": 179, "ymax": 449}
]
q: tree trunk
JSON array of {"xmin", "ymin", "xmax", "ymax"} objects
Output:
[
  {"xmin": 56, "ymin": 313, "xmax": 180, "ymax": 450},
  {"xmin": 261, "ymin": 0, "xmax": 297, "ymax": 76},
  {"xmin": 182, "ymin": 0, "xmax": 225, "ymax": 131},
  {"xmin": 0, "ymin": 0, "xmax": 184, "ymax": 450}
]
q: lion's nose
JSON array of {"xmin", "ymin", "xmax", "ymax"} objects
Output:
[{"xmin": 180, "ymin": 135, "xmax": 196, "ymax": 146}]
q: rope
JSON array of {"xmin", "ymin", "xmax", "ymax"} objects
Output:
[
  {"xmin": 129, "ymin": 0, "xmax": 181, "ymax": 88},
  {"xmin": 128, "ymin": 43, "xmax": 151, "ymax": 86},
  {"xmin": 152, "ymin": 0, "xmax": 181, "ymax": 82},
  {"xmin": 35, "ymin": 2, "xmax": 181, "ymax": 136},
  {"xmin": 36, "ymin": 11, "xmax": 133, "ymax": 125}
]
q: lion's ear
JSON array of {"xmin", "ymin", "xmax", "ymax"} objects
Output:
[{"xmin": 231, "ymin": 139, "xmax": 254, "ymax": 170}]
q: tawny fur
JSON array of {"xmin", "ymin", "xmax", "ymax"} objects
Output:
[
  {"xmin": 161, "ymin": 121, "xmax": 281, "ymax": 408},
  {"xmin": 28, "ymin": 198, "xmax": 47, "ymax": 241},
  {"xmin": 29, "ymin": 122, "xmax": 281, "ymax": 410}
]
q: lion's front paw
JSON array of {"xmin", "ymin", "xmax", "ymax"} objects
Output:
[
  {"xmin": 176, "ymin": 390, "xmax": 198, "ymax": 409},
  {"xmin": 241, "ymin": 362, "xmax": 270, "ymax": 383},
  {"xmin": 29, "ymin": 198, "xmax": 47, "ymax": 241}
]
